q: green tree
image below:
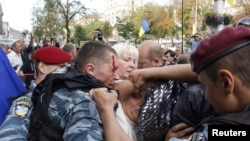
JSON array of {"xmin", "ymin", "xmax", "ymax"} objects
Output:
[
  {"xmin": 102, "ymin": 21, "xmax": 113, "ymax": 38},
  {"xmin": 115, "ymin": 17, "xmax": 135, "ymax": 41},
  {"xmin": 55, "ymin": 0, "xmax": 86, "ymax": 42},
  {"xmin": 71, "ymin": 25, "xmax": 87, "ymax": 46},
  {"xmin": 80, "ymin": 20, "xmax": 112, "ymax": 41},
  {"xmin": 32, "ymin": 1, "xmax": 61, "ymax": 44},
  {"xmin": 32, "ymin": 0, "xmax": 86, "ymax": 43},
  {"xmin": 129, "ymin": 8, "xmax": 144, "ymax": 43},
  {"xmin": 129, "ymin": 4, "xmax": 177, "ymax": 43},
  {"xmin": 175, "ymin": 0, "xmax": 213, "ymax": 37},
  {"xmin": 32, "ymin": 7, "xmax": 45, "ymax": 43},
  {"xmin": 82, "ymin": 20, "xmax": 104, "ymax": 39}
]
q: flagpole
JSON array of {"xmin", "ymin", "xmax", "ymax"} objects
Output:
[
  {"xmin": 192, "ymin": 0, "xmax": 198, "ymax": 34},
  {"xmin": 181, "ymin": 0, "xmax": 184, "ymax": 53}
]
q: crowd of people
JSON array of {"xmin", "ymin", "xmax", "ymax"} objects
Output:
[{"xmin": 0, "ymin": 17, "xmax": 250, "ymax": 141}]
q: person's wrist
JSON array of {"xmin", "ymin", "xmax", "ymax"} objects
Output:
[
  {"xmin": 99, "ymin": 107, "xmax": 115, "ymax": 115},
  {"xmin": 144, "ymin": 68, "xmax": 154, "ymax": 79}
]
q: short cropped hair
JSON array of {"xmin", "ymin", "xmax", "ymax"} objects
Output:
[
  {"xmin": 176, "ymin": 53, "xmax": 191, "ymax": 64},
  {"xmin": 204, "ymin": 45, "xmax": 250, "ymax": 87},
  {"xmin": 76, "ymin": 41, "xmax": 117, "ymax": 71},
  {"xmin": 164, "ymin": 50, "xmax": 175, "ymax": 58},
  {"xmin": 63, "ymin": 42, "xmax": 76, "ymax": 53}
]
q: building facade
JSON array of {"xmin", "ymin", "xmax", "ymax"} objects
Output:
[
  {"xmin": 103, "ymin": 0, "xmax": 143, "ymax": 26},
  {"xmin": 0, "ymin": 2, "xmax": 29, "ymax": 46}
]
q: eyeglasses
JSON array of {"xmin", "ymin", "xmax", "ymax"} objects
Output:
[{"xmin": 236, "ymin": 17, "xmax": 250, "ymax": 27}]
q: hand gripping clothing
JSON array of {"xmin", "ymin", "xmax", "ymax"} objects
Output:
[{"xmin": 27, "ymin": 67, "xmax": 115, "ymax": 141}]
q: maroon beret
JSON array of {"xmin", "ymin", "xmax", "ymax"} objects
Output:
[
  {"xmin": 190, "ymin": 26, "xmax": 250, "ymax": 74},
  {"xmin": 34, "ymin": 46, "xmax": 71, "ymax": 64}
]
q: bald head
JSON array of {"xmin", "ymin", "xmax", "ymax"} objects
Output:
[
  {"xmin": 138, "ymin": 40, "xmax": 159, "ymax": 52},
  {"xmin": 63, "ymin": 42, "xmax": 77, "ymax": 60},
  {"xmin": 177, "ymin": 53, "xmax": 191, "ymax": 64},
  {"xmin": 137, "ymin": 40, "xmax": 163, "ymax": 68}
]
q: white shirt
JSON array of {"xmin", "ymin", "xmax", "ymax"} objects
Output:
[
  {"xmin": 116, "ymin": 101, "xmax": 137, "ymax": 141},
  {"xmin": 7, "ymin": 50, "xmax": 23, "ymax": 73}
]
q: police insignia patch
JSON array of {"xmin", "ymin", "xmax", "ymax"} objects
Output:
[{"xmin": 12, "ymin": 96, "xmax": 32, "ymax": 117}]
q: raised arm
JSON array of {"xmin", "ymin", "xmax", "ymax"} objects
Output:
[{"xmin": 129, "ymin": 64, "xmax": 198, "ymax": 85}]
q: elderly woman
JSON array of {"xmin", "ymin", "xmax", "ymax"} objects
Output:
[
  {"xmin": 91, "ymin": 42, "xmax": 144, "ymax": 141},
  {"xmin": 112, "ymin": 43, "xmax": 142, "ymax": 141},
  {"xmin": 112, "ymin": 42, "xmax": 138, "ymax": 80},
  {"xmin": 91, "ymin": 42, "xmax": 188, "ymax": 141}
]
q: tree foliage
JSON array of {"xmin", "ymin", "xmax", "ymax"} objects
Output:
[
  {"xmin": 115, "ymin": 17, "xmax": 135, "ymax": 41},
  {"xmin": 55, "ymin": 0, "xmax": 86, "ymax": 42},
  {"xmin": 143, "ymin": 5, "xmax": 168, "ymax": 38},
  {"xmin": 122, "ymin": 3, "xmax": 181, "ymax": 44},
  {"xmin": 233, "ymin": 2, "xmax": 250, "ymax": 23},
  {"xmin": 70, "ymin": 25, "xmax": 87, "ymax": 46},
  {"xmin": 32, "ymin": 0, "xmax": 86, "ymax": 44},
  {"xmin": 173, "ymin": 0, "xmax": 214, "ymax": 41},
  {"xmin": 32, "ymin": 7, "xmax": 45, "ymax": 43},
  {"xmin": 32, "ymin": 1, "xmax": 61, "ymax": 44},
  {"xmin": 32, "ymin": 0, "xmax": 240, "ymax": 47},
  {"xmin": 102, "ymin": 21, "xmax": 113, "ymax": 38},
  {"xmin": 82, "ymin": 20, "xmax": 104, "ymax": 39}
]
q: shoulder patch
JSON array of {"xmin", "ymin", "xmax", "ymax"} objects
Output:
[{"xmin": 12, "ymin": 96, "xmax": 33, "ymax": 117}]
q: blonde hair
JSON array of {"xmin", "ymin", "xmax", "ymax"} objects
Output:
[{"xmin": 112, "ymin": 42, "xmax": 139, "ymax": 60}]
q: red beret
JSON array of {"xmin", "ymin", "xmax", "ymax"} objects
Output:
[
  {"xmin": 191, "ymin": 26, "xmax": 250, "ymax": 74},
  {"xmin": 34, "ymin": 46, "xmax": 71, "ymax": 64}
]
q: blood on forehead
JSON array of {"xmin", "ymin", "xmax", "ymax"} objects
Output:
[{"xmin": 101, "ymin": 55, "xmax": 118, "ymax": 86}]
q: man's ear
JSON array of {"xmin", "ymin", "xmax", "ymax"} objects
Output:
[
  {"xmin": 84, "ymin": 63, "xmax": 95, "ymax": 75},
  {"xmin": 38, "ymin": 62, "xmax": 46, "ymax": 75},
  {"xmin": 218, "ymin": 69, "xmax": 234, "ymax": 94},
  {"xmin": 153, "ymin": 57, "xmax": 162, "ymax": 67}
]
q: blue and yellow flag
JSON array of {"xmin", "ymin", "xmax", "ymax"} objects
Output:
[
  {"xmin": 139, "ymin": 18, "xmax": 150, "ymax": 37},
  {"xmin": 0, "ymin": 48, "xmax": 26, "ymax": 125}
]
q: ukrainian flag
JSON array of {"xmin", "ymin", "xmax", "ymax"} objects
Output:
[
  {"xmin": 0, "ymin": 48, "xmax": 26, "ymax": 125},
  {"xmin": 139, "ymin": 18, "xmax": 150, "ymax": 37}
]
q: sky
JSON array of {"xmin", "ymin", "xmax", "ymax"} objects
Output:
[
  {"xmin": 0, "ymin": 0, "xmax": 170, "ymax": 32},
  {"xmin": 0, "ymin": 0, "xmax": 35, "ymax": 32}
]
